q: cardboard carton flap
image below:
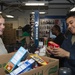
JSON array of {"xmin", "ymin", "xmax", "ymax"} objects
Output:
[
  {"xmin": 0, "ymin": 52, "xmax": 15, "ymax": 75},
  {"xmin": 0, "ymin": 52, "xmax": 15, "ymax": 64}
]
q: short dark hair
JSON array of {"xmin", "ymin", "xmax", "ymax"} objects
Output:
[
  {"xmin": 66, "ymin": 11, "xmax": 75, "ymax": 20},
  {"xmin": 53, "ymin": 25, "xmax": 61, "ymax": 32},
  {"xmin": 22, "ymin": 24, "xmax": 31, "ymax": 33}
]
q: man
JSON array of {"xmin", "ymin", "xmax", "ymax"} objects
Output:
[
  {"xmin": 48, "ymin": 25, "xmax": 65, "ymax": 67},
  {"xmin": 51, "ymin": 25, "xmax": 65, "ymax": 46},
  {"xmin": 0, "ymin": 15, "xmax": 8, "ymax": 55},
  {"xmin": 47, "ymin": 11, "xmax": 75, "ymax": 75},
  {"xmin": 17, "ymin": 24, "xmax": 31, "ymax": 47}
]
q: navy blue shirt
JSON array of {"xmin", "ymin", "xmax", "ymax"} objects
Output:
[{"xmin": 61, "ymin": 34, "xmax": 75, "ymax": 75}]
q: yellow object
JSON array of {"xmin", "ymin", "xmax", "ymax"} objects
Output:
[{"xmin": 30, "ymin": 54, "xmax": 47, "ymax": 66}]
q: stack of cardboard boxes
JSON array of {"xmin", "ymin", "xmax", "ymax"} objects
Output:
[{"xmin": 3, "ymin": 23, "xmax": 16, "ymax": 45}]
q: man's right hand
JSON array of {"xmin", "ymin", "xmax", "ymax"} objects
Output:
[{"xmin": 46, "ymin": 46, "xmax": 54, "ymax": 55}]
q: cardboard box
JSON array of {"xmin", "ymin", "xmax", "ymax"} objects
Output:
[
  {"xmin": 3, "ymin": 29, "xmax": 16, "ymax": 45},
  {"xmin": 0, "ymin": 52, "xmax": 59, "ymax": 75}
]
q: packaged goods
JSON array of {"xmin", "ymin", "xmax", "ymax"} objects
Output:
[
  {"xmin": 48, "ymin": 41, "xmax": 60, "ymax": 49},
  {"xmin": 17, "ymin": 59, "xmax": 28, "ymax": 67},
  {"xmin": 10, "ymin": 59, "xmax": 35, "ymax": 75},
  {"xmin": 47, "ymin": 41, "xmax": 60, "ymax": 54},
  {"xmin": 4, "ymin": 46, "xmax": 28, "ymax": 73},
  {"xmin": 30, "ymin": 54, "xmax": 47, "ymax": 66}
]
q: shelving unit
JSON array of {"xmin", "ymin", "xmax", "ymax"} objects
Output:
[
  {"xmin": 39, "ymin": 18, "xmax": 55, "ymax": 38},
  {"xmin": 39, "ymin": 17, "xmax": 66, "ymax": 38}
]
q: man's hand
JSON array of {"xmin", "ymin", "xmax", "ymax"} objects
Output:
[
  {"xmin": 52, "ymin": 47, "xmax": 70, "ymax": 58},
  {"xmin": 46, "ymin": 46, "xmax": 54, "ymax": 55}
]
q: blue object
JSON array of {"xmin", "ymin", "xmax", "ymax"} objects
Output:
[{"xmin": 34, "ymin": 11, "xmax": 39, "ymax": 48}]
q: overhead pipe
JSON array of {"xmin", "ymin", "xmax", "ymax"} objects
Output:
[
  {"xmin": 67, "ymin": 0, "xmax": 74, "ymax": 3},
  {"xmin": 72, "ymin": 0, "xmax": 75, "ymax": 3}
]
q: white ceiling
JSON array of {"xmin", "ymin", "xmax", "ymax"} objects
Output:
[{"xmin": 0, "ymin": 0, "xmax": 75, "ymax": 18}]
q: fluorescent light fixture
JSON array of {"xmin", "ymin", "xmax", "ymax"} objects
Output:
[
  {"xmin": 24, "ymin": 1, "xmax": 48, "ymax": 6},
  {"xmin": 0, "ymin": 11, "xmax": 2, "ymax": 14},
  {"xmin": 6, "ymin": 15, "xmax": 14, "ymax": 18},
  {"xmin": 25, "ymin": 3, "xmax": 45, "ymax": 6},
  {"xmin": 31, "ymin": 12, "xmax": 46, "ymax": 14},
  {"xmin": 70, "ymin": 7, "xmax": 75, "ymax": 11}
]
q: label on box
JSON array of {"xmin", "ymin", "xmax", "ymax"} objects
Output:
[
  {"xmin": 10, "ymin": 59, "xmax": 35, "ymax": 75},
  {"xmin": 30, "ymin": 54, "xmax": 47, "ymax": 66}
]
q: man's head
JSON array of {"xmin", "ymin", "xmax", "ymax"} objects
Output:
[
  {"xmin": 22, "ymin": 24, "xmax": 31, "ymax": 33},
  {"xmin": 51, "ymin": 25, "xmax": 61, "ymax": 36},
  {"xmin": 66, "ymin": 11, "xmax": 75, "ymax": 34},
  {"xmin": 0, "ymin": 15, "xmax": 5, "ymax": 35}
]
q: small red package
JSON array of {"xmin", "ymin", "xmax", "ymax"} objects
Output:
[{"xmin": 48, "ymin": 41, "xmax": 60, "ymax": 49}]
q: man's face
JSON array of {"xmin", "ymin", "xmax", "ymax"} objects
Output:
[
  {"xmin": 51, "ymin": 27, "xmax": 56, "ymax": 35},
  {"xmin": 0, "ymin": 18, "xmax": 5, "ymax": 35},
  {"xmin": 66, "ymin": 16, "xmax": 75, "ymax": 34}
]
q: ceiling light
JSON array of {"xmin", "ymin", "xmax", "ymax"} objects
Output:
[
  {"xmin": 39, "ymin": 12, "xmax": 46, "ymax": 14},
  {"xmin": 6, "ymin": 15, "xmax": 14, "ymax": 18},
  {"xmin": 24, "ymin": 1, "xmax": 48, "ymax": 6},
  {"xmin": 0, "ymin": 11, "xmax": 2, "ymax": 14},
  {"xmin": 25, "ymin": 3, "xmax": 45, "ymax": 6},
  {"xmin": 70, "ymin": 7, "xmax": 75, "ymax": 11},
  {"xmin": 31, "ymin": 12, "xmax": 46, "ymax": 14}
]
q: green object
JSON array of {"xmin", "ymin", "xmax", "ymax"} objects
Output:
[
  {"xmin": 21, "ymin": 32, "xmax": 30, "ymax": 46},
  {"xmin": 48, "ymin": 65, "xmax": 58, "ymax": 75}
]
